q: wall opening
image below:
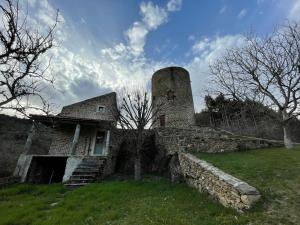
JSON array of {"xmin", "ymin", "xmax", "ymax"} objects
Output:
[
  {"xmin": 26, "ymin": 156, "xmax": 68, "ymax": 184},
  {"xmin": 159, "ymin": 115, "xmax": 166, "ymax": 127},
  {"xmin": 115, "ymin": 134, "xmax": 158, "ymax": 175}
]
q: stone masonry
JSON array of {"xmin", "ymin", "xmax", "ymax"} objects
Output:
[
  {"xmin": 179, "ymin": 153, "xmax": 261, "ymax": 211},
  {"xmin": 155, "ymin": 127, "xmax": 283, "ymax": 155},
  {"xmin": 49, "ymin": 126, "xmax": 96, "ymax": 156},
  {"xmin": 152, "ymin": 67, "xmax": 195, "ymax": 128},
  {"xmin": 59, "ymin": 92, "xmax": 117, "ymax": 121}
]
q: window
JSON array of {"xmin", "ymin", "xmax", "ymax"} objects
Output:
[
  {"xmin": 97, "ymin": 105, "xmax": 106, "ymax": 113},
  {"xmin": 166, "ymin": 89, "xmax": 176, "ymax": 100},
  {"xmin": 159, "ymin": 115, "xmax": 166, "ymax": 127}
]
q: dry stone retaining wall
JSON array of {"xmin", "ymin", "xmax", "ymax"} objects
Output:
[
  {"xmin": 178, "ymin": 153, "xmax": 261, "ymax": 211},
  {"xmin": 155, "ymin": 127, "xmax": 283, "ymax": 154}
]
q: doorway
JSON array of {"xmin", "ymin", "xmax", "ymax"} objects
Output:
[
  {"xmin": 26, "ymin": 156, "xmax": 67, "ymax": 184},
  {"xmin": 93, "ymin": 130, "xmax": 106, "ymax": 155}
]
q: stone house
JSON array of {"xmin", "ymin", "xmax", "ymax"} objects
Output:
[{"xmin": 14, "ymin": 92, "xmax": 122, "ymax": 187}]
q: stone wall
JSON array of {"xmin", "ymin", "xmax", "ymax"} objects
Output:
[
  {"xmin": 49, "ymin": 125, "xmax": 96, "ymax": 155},
  {"xmin": 0, "ymin": 114, "xmax": 52, "ymax": 177},
  {"xmin": 59, "ymin": 92, "xmax": 117, "ymax": 122},
  {"xmin": 152, "ymin": 67, "xmax": 195, "ymax": 128},
  {"xmin": 155, "ymin": 127, "xmax": 283, "ymax": 155},
  {"xmin": 102, "ymin": 129, "xmax": 123, "ymax": 176},
  {"xmin": 62, "ymin": 156, "xmax": 83, "ymax": 182},
  {"xmin": 178, "ymin": 153, "xmax": 261, "ymax": 211}
]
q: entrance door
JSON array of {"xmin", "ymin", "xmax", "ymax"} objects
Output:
[{"xmin": 93, "ymin": 131, "xmax": 106, "ymax": 155}]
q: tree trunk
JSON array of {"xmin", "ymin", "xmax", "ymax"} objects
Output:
[
  {"xmin": 134, "ymin": 130, "xmax": 143, "ymax": 181},
  {"xmin": 283, "ymin": 125, "xmax": 293, "ymax": 149},
  {"xmin": 282, "ymin": 111, "xmax": 294, "ymax": 149},
  {"xmin": 134, "ymin": 155, "xmax": 141, "ymax": 181}
]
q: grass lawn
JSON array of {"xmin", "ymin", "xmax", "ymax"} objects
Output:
[
  {"xmin": 0, "ymin": 146, "xmax": 299, "ymax": 225},
  {"xmin": 195, "ymin": 145, "xmax": 300, "ymax": 225}
]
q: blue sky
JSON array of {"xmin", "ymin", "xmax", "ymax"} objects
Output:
[{"xmin": 21, "ymin": 0, "xmax": 300, "ymax": 112}]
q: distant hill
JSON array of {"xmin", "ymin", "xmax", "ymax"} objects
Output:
[{"xmin": 0, "ymin": 114, "xmax": 52, "ymax": 177}]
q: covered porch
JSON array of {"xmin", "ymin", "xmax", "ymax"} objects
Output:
[{"xmin": 30, "ymin": 114, "xmax": 114, "ymax": 157}]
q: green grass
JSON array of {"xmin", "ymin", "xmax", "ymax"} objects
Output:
[
  {"xmin": 0, "ymin": 180, "xmax": 241, "ymax": 225},
  {"xmin": 1, "ymin": 146, "xmax": 299, "ymax": 225},
  {"xmin": 195, "ymin": 145, "xmax": 300, "ymax": 225}
]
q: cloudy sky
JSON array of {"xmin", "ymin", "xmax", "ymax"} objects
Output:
[{"xmin": 21, "ymin": 0, "xmax": 300, "ymax": 113}]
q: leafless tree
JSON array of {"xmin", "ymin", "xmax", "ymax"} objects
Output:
[
  {"xmin": 0, "ymin": 0, "xmax": 58, "ymax": 116},
  {"xmin": 210, "ymin": 21, "xmax": 300, "ymax": 149},
  {"xmin": 117, "ymin": 88, "xmax": 164, "ymax": 180}
]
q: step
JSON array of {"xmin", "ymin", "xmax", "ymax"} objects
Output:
[
  {"xmin": 80, "ymin": 162, "xmax": 100, "ymax": 166},
  {"xmin": 82, "ymin": 160, "xmax": 105, "ymax": 163},
  {"xmin": 74, "ymin": 167, "xmax": 99, "ymax": 171},
  {"xmin": 73, "ymin": 171, "xmax": 99, "ymax": 175},
  {"xmin": 70, "ymin": 174, "xmax": 96, "ymax": 179},
  {"xmin": 79, "ymin": 164, "xmax": 101, "ymax": 168},
  {"xmin": 76, "ymin": 165, "xmax": 99, "ymax": 169},
  {"xmin": 82, "ymin": 159, "xmax": 103, "ymax": 162}
]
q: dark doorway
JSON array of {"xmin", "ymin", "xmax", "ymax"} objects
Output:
[
  {"xmin": 115, "ymin": 134, "xmax": 157, "ymax": 175},
  {"xmin": 115, "ymin": 142, "xmax": 134, "ymax": 174},
  {"xmin": 26, "ymin": 156, "xmax": 68, "ymax": 184},
  {"xmin": 159, "ymin": 115, "xmax": 166, "ymax": 127}
]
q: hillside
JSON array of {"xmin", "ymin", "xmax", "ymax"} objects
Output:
[{"xmin": 0, "ymin": 114, "xmax": 52, "ymax": 177}]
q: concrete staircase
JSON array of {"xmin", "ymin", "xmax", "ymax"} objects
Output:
[{"xmin": 65, "ymin": 157, "xmax": 106, "ymax": 188}]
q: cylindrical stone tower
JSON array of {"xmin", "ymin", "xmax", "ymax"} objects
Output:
[{"xmin": 152, "ymin": 66, "xmax": 195, "ymax": 128}]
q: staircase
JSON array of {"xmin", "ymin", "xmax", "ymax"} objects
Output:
[{"xmin": 65, "ymin": 157, "xmax": 106, "ymax": 188}]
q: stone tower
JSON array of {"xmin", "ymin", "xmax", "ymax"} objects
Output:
[{"xmin": 152, "ymin": 66, "xmax": 195, "ymax": 128}]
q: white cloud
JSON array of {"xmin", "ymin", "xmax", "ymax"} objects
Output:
[
  {"xmin": 289, "ymin": 0, "xmax": 300, "ymax": 20},
  {"xmin": 186, "ymin": 35, "xmax": 246, "ymax": 111},
  {"xmin": 20, "ymin": 0, "xmax": 179, "ymax": 112},
  {"xmin": 124, "ymin": 22, "xmax": 149, "ymax": 57},
  {"xmin": 219, "ymin": 5, "xmax": 227, "ymax": 14},
  {"xmin": 238, "ymin": 9, "xmax": 247, "ymax": 19},
  {"xmin": 141, "ymin": 2, "xmax": 168, "ymax": 29},
  {"xmin": 3, "ymin": 0, "xmax": 252, "ymax": 114},
  {"xmin": 167, "ymin": 0, "xmax": 182, "ymax": 12}
]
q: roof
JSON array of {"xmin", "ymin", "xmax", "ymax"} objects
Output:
[
  {"xmin": 63, "ymin": 92, "xmax": 116, "ymax": 109},
  {"xmin": 30, "ymin": 114, "xmax": 115, "ymax": 127}
]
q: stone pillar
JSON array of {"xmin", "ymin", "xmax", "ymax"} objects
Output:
[
  {"xmin": 24, "ymin": 123, "xmax": 36, "ymax": 154},
  {"xmin": 70, "ymin": 123, "xmax": 81, "ymax": 155},
  {"xmin": 105, "ymin": 130, "xmax": 110, "ymax": 155}
]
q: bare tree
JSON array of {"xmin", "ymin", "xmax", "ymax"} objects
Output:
[
  {"xmin": 210, "ymin": 22, "xmax": 300, "ymax": 149},
  {"xmin": 117, "ymin": 89, "xmax": 164, "ymax": 180},
  {"xmin": 0, "ymin": 0, "xmax": 58, "ymax": 116}
]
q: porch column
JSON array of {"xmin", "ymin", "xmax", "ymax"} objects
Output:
[
  {"xmin": 70, "ymin": 123, "xmax": 81, "ymax": 155},
  {"xmin": 24, "ymin": 122, "xmax": 36, "ymax": 154},
  {"xmin": 105, "ymin": 130, "xmax": 110, "ymax": 155}
]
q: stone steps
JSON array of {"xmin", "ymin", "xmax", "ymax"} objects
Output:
[
  {"xmin": 65, "ymin": 157, "xmax": 106, "ymax": 188},
  {"xmin": 70, "ymin": 174, "xmax": 96, "ymax": 179},
  {"xmin": 72, "ymin": 169, "xmax": 99, "ymax": 174}
]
